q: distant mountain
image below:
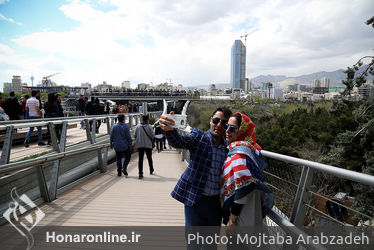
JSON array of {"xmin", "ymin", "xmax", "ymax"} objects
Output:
[
  {"xmin": 251, "ymin": 67, "xmax": 373, "ymax": 88},
  {"xmin": 189, "ymin": 83, "xmax": 230, "ymax": 89},
  {"xmin": 191, "ymin": 66, "xmax": 373, "ymax": 89}
]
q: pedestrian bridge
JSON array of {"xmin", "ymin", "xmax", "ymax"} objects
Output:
[{"xmin": 0, "ymin": 113, "xmax": 373, "ymax": 249}]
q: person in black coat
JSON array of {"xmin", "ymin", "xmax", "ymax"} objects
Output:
[
  {"xmin": 91, "ymin": 98, "xmax": 104, "ymax": 133},
  {"xmin": 45, "ymin": 93, "xmax": 60, "ymax": 145},
  {"xmin": 3, "ymin": 91, "xmax": 21, "ymax": 120},
  {"xmin": 76, "ymin": 95, "xmax": 86, "ymax": 129}
]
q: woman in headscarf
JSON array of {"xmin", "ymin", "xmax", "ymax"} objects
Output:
[{"xmin": 220, "ymin": 112, "xmax": 274, "ymax": 227}]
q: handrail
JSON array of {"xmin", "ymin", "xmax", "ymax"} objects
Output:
[
  {"xmin": 0, "ymin": 111, "xmax": 162, "ymax": 125},
  {"xmin": 0, "ymin": 112, "xmax": 162, "ymax": 130},
  {"xmin": 0, "ymin": 142, "xmax": 110, "ymax": 174},
  {"xmin": 261, "ymin": 150, "xmax": 374, "ymax": 187},
  {"xmin": 267, "ymin": 209, "xmax": 327, "ymax": 250}
]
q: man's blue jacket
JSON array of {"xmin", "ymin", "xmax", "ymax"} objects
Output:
[{"xmin": 166, "ymin": 128, "xmax": 225, "ymax": 206}]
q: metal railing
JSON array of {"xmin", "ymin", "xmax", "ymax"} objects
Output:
[
  {"xmin": 0, "ymin": 111, "xmax": 162, "ymax": 164},
  {"xmin": 177, "ymin": 130, "xmax": 374, "ymax": 249},
  {"xmin": 0, "ymin": 110, "xmax": 164, "ymax": 225}
]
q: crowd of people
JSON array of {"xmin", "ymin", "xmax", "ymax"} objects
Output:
[
  {"xmin": 91, "ymin": 88, "xmax": 198, "ymax": 97},
  {"xmin": 0, "ymin": 91, "xmax": 64, "ymax": 146}
]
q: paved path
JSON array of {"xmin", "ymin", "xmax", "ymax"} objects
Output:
[{"xmin": 19, "ymin": 149, "xmax": 186, "ymax": 226}]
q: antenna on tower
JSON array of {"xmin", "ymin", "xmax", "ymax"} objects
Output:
[{"xmin": 30, "ymin": 75, "xmax": 34, "ymax": 87}]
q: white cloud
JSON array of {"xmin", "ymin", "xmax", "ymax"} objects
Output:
[
  {"xmin": 0, "ymin": 13, "xmax": 22, "ymax": 25},
  {"xmin": 2, "ymin": 0, "xmax": 374, "ymax": 87}
]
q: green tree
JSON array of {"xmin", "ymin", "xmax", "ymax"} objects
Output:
[{"xmin": 342, "ymin": 16, "xmax": 374, "ymax": 96}]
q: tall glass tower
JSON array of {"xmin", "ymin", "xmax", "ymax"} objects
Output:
[{"xmin": 230, "ymin": 40, "xmax": 246, "ymax": 89}]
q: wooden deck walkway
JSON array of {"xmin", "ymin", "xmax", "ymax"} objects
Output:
[{"xmin": 18, "ymin": 149, "xmax": 186, "ymax": 226}]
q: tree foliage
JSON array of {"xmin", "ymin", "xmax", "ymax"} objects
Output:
[{"xmin": 342, "ymin": 16, "xmax": 374, "ymax": 96}]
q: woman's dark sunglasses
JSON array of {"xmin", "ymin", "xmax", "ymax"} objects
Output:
[
  {"xmin": 212, "ymin": 117, "xmax": 228, "ymax": 127},
  {"xmin": 224, "ymin": 124, "xmax": 238, "ymax": 133}
]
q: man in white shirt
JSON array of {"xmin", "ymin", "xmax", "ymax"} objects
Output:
[{"xmin": 24, "ymin": 90, "xmax": 46, "ymax": 147}]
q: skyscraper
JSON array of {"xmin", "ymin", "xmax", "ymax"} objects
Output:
[{"xmin": 230, "ymin": 40, "xmax": 246, "ymax": 89}]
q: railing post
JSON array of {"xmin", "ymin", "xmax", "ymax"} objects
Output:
[
  {"xmin": 106, "ymin": 117, "xmax": 110, "ymax": 134},
  {"xmin": 142, "ymin": 102, "xmax": 147, "ymax": 115},
  {"xmin": 292, "ymin": 166, "xmax": 314, "ymax": 227},
  {"xmin": 181, "ymin": 148, "xmax": 185, "ymax": 162},
  {"xmin": 0, "ymin": 126, "xmax": 14, "ymax": 165},
  {"xmin": 100, "ymin": 147, "xmax": 108, "ymax": 173},
  {"xmin": 129, "ymin": 115, "xmax": 133, "ymax": 128},
  {"xmin": 47, "ymin": 121, "xmax": 68, "ymax": 201},
  {"xmin": 36, "ymin": 165, "xmax": 51, "ymax": 202},
  {"xmin": 59, "ymin": 121, "xmax": 68, "ymax": 152},
  {"xmin": 85, "ymin": 119, "xmax": 92, "ymax": 143},
  {"xmin": 48, "ymin": 122, "xmax": 59, "ymax": 151},
  {"xmin": 91, "ymin": 118, "xmax": 96, "ymax": 143}
]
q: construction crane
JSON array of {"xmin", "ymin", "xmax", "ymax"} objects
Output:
[
  {"xmin": 241, "ymin": 28, "xmax": 259, "ymax": 46},
  {"xmin": 42, "ymin": 72, "xmax": 60, "ymax": 87}
]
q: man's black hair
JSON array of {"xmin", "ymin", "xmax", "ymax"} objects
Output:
[
  {"xmin": 9, "ymin": 91, "xmax": 15, "ymax": 96},
  {"xmin": 31, "ymin": 90, "xmax": 37, "ymax": 97},
  {"xmin": 118, "ymin": 114, "xmax": 125, "ymax": 122},
  {"xmin": 211, "ymin": 106, "xmax": 232, "ymax": 119},
  {"xmin": 142, "ymin": 115, "xmax": 149, "ymax": 122}
]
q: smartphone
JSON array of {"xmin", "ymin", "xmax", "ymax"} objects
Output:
[{"xmin": 168, "ymin": 114, "xmax": 187, "ymax": 129}]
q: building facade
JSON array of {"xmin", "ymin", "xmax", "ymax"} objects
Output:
[
  {"xmin": 11, "ymin": 75, "xmax": 22, "ymax": 93},
  {"xmin": 230, "ymin": 40, "xmax": 246, "ymax": 90},
  {"xmin": 313, "ymin": 77, "xmax": 330, "ymax": 94},
  {"xmin": 3, "ymin": 82, "xmax": 12, "ymax": 92},
  {"xmin": 121, "ymin": 81, "xmax": 131, "ymax": 89}
]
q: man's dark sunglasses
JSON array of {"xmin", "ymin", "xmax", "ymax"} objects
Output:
[
  {"xmin": 224, "ymin": 124, "xmax": 238, "ymax": 133},
  {"xmin": 212, "ymin": 117, "xmax": 228, "ymax": 126}
]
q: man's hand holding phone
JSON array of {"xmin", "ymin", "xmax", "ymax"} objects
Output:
[
  {"xmin": 159, "ymin": 111, "xmax": 187, "ymax": 131},
  {"xmin": 159, "ymin": 111, "xmax": 176, "ymax": 131}
]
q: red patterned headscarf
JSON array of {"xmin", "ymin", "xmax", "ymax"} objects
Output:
[{"xmin": 233, "ymin": 112, "xmax": 262, "ymax": 151}]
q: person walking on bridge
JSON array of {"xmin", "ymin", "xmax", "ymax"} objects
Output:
[
  {"xmin": 134, "ymin": 115, "xmax": 154, "ymax": 179},
  {"xmin": 110, "ymin": 114, "xmax": 132, "ymax": 177},
  {"xmin": 159, "ymin": 107, "xmax": 232, "ymax": 227},
  {"xmin": 24, "ymin": 90, "xmax": 46, "ymax": 147},
  {"xmin": 3, "ymin": 91, "xmax": 21, "ymax": 120},
  {"xmin": 76, "ymin": 95, "xmax": 86, "ymax": 129}
]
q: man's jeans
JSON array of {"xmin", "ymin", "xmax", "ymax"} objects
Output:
[
  {"xmin": 184, "ymin": 195, "xmax": 221, "ymax": 226},
  {"xmin": 25, "ymin": 116, "xmax": 43, "ymax": 142},
  {"xmin": 78, "ymin": 112, "xmax": 85, "ymax": 128},
  {"xmin": 115, "ymin": 149, "xmax": 131, "ymax": 173},
  {"xmin": 184, "ymin": 195, "xmax": 221, "ymax": 250}
]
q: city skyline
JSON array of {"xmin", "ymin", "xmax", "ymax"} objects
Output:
[{"xmin": 0, "ymin": 0, "xmax": 374, "ymax": 89}]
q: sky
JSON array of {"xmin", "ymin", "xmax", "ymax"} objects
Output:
[{"xmin": 0, "ymin": 0, "xmax": 373, "ymax": 89}]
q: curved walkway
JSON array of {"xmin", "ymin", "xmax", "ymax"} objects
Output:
[{"xmin": 19, "ymin": 149, "xmax": 185, "ymax": 226}]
